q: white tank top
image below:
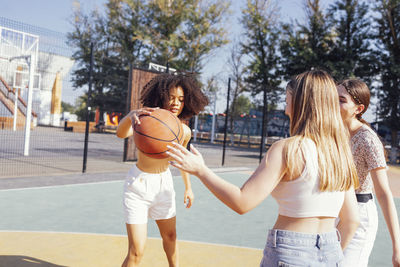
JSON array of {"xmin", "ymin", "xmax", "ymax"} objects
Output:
[{"xmin": 271, "ymin": 138, "xmax": 344, "ymax": 218}]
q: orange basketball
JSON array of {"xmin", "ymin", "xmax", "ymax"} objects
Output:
[{"xmin": 133, "ymin": 109, "xmax": 184, "ymax": 159}]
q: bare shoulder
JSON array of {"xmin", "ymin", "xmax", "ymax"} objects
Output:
[
  {"xmin": 265, "ymin": 138, "xmax": 291, "ymax": 164},
  {"xmin": 268, "ymin": 138, "xmax": 288, "ymax": 154},
  {"xmin": 262, "ymin": 138, "xmax": 288, "ymax": 180}
]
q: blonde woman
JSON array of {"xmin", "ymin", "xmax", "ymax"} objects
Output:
[
  {"xmin": 337, "ymin": 79, "xmax": 400, "ymax": 267},
  {"xmin": 166, "ymin": 70, "xmax": 360, "ymax": 266}
]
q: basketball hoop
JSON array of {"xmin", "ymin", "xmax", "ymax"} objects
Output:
[{"xmin": 13, "ymin": 69, "xmax": 41, "ymax": 90}]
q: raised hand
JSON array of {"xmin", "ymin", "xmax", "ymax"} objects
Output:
[
  {"xmin": 166, "ymin": 143, "xmax": 205, "ymax": 176},
  {"xmin": 128, "ymin": 107, "xmax": 159, "ymax": 125}
]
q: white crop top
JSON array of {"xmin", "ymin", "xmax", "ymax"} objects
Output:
[{"xmin": 271, "ymin": 138, "xmax": 345, "ymax": 218}]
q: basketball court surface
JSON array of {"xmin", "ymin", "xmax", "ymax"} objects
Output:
[{"xmin": 0, "ymin": 166, "xmax": 399, "ymax": 266}]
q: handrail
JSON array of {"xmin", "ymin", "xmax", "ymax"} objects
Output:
[
  {"xmin": 0, "ymin": 75, "xmax": 37, "ymax": 117},
  {"xmin": 0, "ymin": 87, "xmax": 15, "ymax": 114}
]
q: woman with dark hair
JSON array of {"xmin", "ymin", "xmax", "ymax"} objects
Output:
[
  {"xmin": 116, "ymin": 73, "xmax": 208, "ymax": 267},
  {"xmin": 337, "ymin": 79, "xmax": 400, "ymax": 267},
  {"xmin": 167, "ymin": 70, "xmax": 360, "ymax": 266}
]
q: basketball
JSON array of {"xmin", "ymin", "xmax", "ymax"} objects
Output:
[{"xmin": 133, "ymin": 108, "xmax": 184, "ymax": 159}]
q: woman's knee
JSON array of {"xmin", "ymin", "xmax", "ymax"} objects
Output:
[
  {"xmin": 128, "ymin": 246, "xmax": 145, "ymax": 260},
  {"xmin": 162, "ymin": 230, "xmax": 177, "ymax": 242}
]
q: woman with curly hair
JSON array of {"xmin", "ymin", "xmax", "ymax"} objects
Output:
[{"xmin": 116, "ymin": 73, "xmax": 208, "ymax": 267}]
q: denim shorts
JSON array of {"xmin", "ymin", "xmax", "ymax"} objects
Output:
[{"xmin": 260, "ymin": 229, "xmax": 344, "ymax": 267}]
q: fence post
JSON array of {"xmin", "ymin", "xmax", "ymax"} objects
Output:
[
  {"xmin": 259, "ymin": 85, "xmax": 267, "ymax": 162},
  {"xmin": 193, "ymin": 115, "xmax": 198, "ymax": 141},
  {"xmin": 211, "ymin": 90, "xmax": 217, "ymax": 143},
  {"xmin": 82, "ymin": 42, "xmax": 94, "ymax": 173},
  {"xmin": 13, "ymin": 89, "xmax": 18, "ymax": 131},
  {"xmin": 23, "ymin": 53, "xmax": 35, "ymax": 156},
  {"xmin": 222, "ymin": 78, "xmax": 231, "ymax": 166},
  {"xmin": 123, "ymin": 63, "xmax": 133, "ymax": 162}
]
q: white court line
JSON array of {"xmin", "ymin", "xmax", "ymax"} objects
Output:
[
  {"xmin": 0, "ymin": 179, "xmax": 125, "ymax": 192},
  {"xmin": 0, "ymin": 230, "xmax": 262, "ymax": 250},
  {"xmin": 0, "ymin": 168, "xmax": 254, "ymax": 192}
]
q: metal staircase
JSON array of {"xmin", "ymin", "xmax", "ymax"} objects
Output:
[{"xmin": 0, "ymin": 75, "xmax": 36, "ymax": 129}]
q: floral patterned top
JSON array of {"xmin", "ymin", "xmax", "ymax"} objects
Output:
[{"xmin": 351, "ymin": 124, "xmax": 387, "ymax": 194}]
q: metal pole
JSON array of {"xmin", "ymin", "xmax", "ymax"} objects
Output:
[
  {"xmin": 23, "ymin": 54, "xmax": 35, "ymax": 156},
  {"xmin": 222, "ymin": 78, "xmax": 231, "ymax": 166},
  {"xmin": 13, "ymin": 88, "xmax": 18, "ymax": 131},
  {"xmin": 82, "ymin": 42, "xmax": 94, "ymax": 173},
  {"xmin": 259, "ymin": 85, "xmax": 267, "ymax": 162},
  {"xmin": 123, "ymin": 63, "xmax": 133, "ymax": 162},
  {"xmin": 375, "ymin": 93, "xmax": 379, "ymax": 126},
  {"xmin": 187, "ymin": 117, "xmax": 194, "ymax": 151},
  {"xmin": 193, "ymin": 115, "xmax": 198, "ymax": 142},
  {"xmin": 211, "ymin": 90, "xmax": 217, "ymax": 143}
]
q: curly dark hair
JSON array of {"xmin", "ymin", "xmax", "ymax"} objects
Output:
[{"xmin": 140, "ymin": 73, "xmax": 209, "ymax": 120}]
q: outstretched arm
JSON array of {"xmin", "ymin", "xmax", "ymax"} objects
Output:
[
  {"xmin": 371, "ymin": 168, "xmax": 400, "ymax": 266},
  {"xmin": 167, "ymin": 140, "xmax": 286, "ymax": 214}
]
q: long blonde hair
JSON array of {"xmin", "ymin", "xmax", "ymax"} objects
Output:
[{"xmin": 284, "ymin": 70, "xmax": 359, "ymax": 191}]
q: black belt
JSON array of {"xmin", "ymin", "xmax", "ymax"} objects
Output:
[{"xmin": 356, "ymin": 193, "xmax": 373, "ymax": 203}]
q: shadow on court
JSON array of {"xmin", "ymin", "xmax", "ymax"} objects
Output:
[{"xmin": 0, "ymin": 256, "xmax": 66, "ymax": 267}]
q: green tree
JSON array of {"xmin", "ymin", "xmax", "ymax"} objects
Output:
[
  {"xmin": 240, "ymin": 0, "xmax": 282, "ymax": 151},
  {"xmin": 176, "ymin": 0, "xmax": 230, "ymax": 72},
  {"xmin": 144, "ymin": 0, "xmax": 189, "ymax": 67},
  {"xmin": 232, "ymin": 95, "xmax": 254, "ymax": 116},
  {"xmin": 227, "ymin": 42, "xmax": 245, "ymax": 135},
  {"xmin": 374, "ymin": 0, "xmax": 400, "ymax": 163},
  {"xmin": 202, "ymin": 74, "xmax": 225, "ymax": 116},
  {"xmin": 327, "ymin": 0, "xmax": 377, "ymax": 82},
  {"xmin": 280, "ymin": 0, "xmax": 334, "ymax": 78},
  {"xmin": 143, "ymin": 0, "xmax": 229, "ymax": 73},
  {"xmin": 68, "ymin": 0, "xmax": 229, "ymax": 118},
  {"xmin": 67, "ymin": 2, "xmax": 133, "ymax": 117},
  {"xmin": 74, "ymin": 95, "xmax": 92, "ymax": 121},
  {"xmin": 106, "ymin": 0, "xmax": 148, "ymax": 65},
  {"xmin": 61, "ymin": 101, "xmax": 75, "ymax": 113}
]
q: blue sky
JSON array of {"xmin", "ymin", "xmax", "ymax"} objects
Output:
[
  {"xmin": 1, "ymin": 0, "xmax": 102, "ymax": 34},
  {"xmin": 1, "ymin": 0, "xmax": 336, "ymax": 34}
]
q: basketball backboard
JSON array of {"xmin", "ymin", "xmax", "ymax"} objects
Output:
[
  {"xmin": 0, "ymin": 26, "xmax": 38, "ymax": 63},
  {"xmin": 148, "ymin": 62, "xmax": 176, "ymax": 73}
]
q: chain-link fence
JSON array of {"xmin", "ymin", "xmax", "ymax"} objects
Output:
[
  {"xmin": 193, "ymin": 110, "xmax": 289, "ymax": 147},
  {"xmin": 0, "ymin": 17, "xmax": 128, "ymax": 178}
]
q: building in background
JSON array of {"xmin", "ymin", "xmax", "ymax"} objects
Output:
[{"xmin": 0, "ymin": 17, "xmax": 75, "ymax": 128}]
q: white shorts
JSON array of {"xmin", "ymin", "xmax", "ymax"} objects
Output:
[
  {"xmin": 123, "ymin": 165, "xmax": 176, "ymax": 224},
  {"xmin": 343, "ymin": 197, "xmax": 378, "ymax": 267}
]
